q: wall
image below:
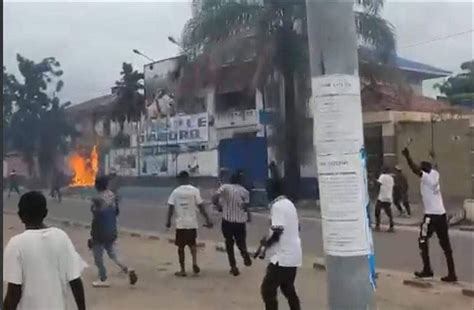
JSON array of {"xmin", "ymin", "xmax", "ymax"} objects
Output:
[
  {"xmin": 107, "ymin": 148, "xmax": 218, "ymax": 178},
  {"xmin": 395, "ymin": 119, "xmax": 471, "ymax": 201}
]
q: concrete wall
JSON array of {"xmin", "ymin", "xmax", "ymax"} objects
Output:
[{"xmin": 395, "ymin": 119, "xmax": 472, "ymax": 201}]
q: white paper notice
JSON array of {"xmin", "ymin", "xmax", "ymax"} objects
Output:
[{"xmin": 312, "ymin": 74, "xmax": 370, "ymax": 257}]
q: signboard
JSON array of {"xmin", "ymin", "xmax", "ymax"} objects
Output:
[
  {"xmin": 311, "ymin": 74, "xmax": 371, "ymax": 257},
  {"xmin": 140, "ymin": 113, "xmax": 209, "ymax": 146},
  {"xmin": 144, "ymin": 56, "xmax": 184, "ymax": 118}
]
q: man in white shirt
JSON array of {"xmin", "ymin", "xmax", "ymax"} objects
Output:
[
  {"xmin": 258, "ymin": 182, "xmax": 301, "ymax": 310},
  {"xmin": 402, "ymin": 147, "xmax": 457, "ymax": 282},
  {"xmin": 374, "ymin": 166, "xmax": 395, "ymax": 232},
  {"xmin": 166, "ymin": 171, "xmax": 213, "ymax": 277},
  {"xmin": 3, "ymin": 191, "xmax": 87, "ymax": 310}
]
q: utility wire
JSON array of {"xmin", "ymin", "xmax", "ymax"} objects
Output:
[{"xmin": 400, "ymin": 29, "xmax": 473, "ymax": 49}]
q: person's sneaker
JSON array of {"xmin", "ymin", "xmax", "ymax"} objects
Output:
[
  {"xmin": 192, "ymin": 264, "xmax": 201, "ymax": 275},
  {"xmin": 230, "ymin": 266, "xmax": 240, "ymax": 276},
  {"xmin": 414, "ymin": 270, "xmax": 434, "ymax": 278},
  {"xmin": 174, "ymin": 271, "xmax": 187, "ymax": 277},
  {"xmin": 441, "ymin": 274, "xmax": 458, "ymax": 283},
  {"xmin": 387, "ymin": 227, "xmax": 395, "ymax": 233},
  {"xmin": 128, "ymin": 270, "xmax": 138, "ymax": 285},
  {"xmin": 92, "ymin": 280, "xmax": 111, "ymax": 288},
  {"xmin": 243, "ymin": 255, "xmax": 252, "ymax": 267}
]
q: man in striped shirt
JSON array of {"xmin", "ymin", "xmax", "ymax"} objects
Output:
[{"xmin": 213, "ymin": 170, "xmax": 252, "ymax": 276}]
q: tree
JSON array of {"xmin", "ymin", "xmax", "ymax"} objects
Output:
[
  {"xmin": 111, "ymin": 63, "xmax": 145, "ymax": 132},
  {"xmin": 436, "ymin": 60, "xmax": 474, "ymax": 107},
  {"xmin": 5, "ymin": 54, "xmax": 74, "ymax": 178},
  {"xmin": 181, "ymin": 0, "xmax": 396, "ymax": 199},
  {"xmin": 3, "ymin": 66, "xmax": 18, "ymax": 155}
]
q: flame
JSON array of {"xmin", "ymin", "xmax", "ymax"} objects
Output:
[{"xmin": 68, "ymin": 145, "xmax": 99, "ymax": 187}]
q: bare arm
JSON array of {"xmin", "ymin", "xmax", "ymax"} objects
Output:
[
  {"xmin": 69, "ymin": 278, "xmax": 86, "ymax": 310},
  {"xmin": 244, "ymin": 202, "xmax": 252, "ymax": 222},
  {"xmin": 166, "ymin": 204, "xmax": 175, "ymax": 228},
  {"xmin": 261, "ymin": 227, "xmax": 283, "ymax": 249},
  {"xmin": 3, "ymin": 283, "xmax": 22, "ymax": 310},
  {"xmin": 198, "ymin": 204, "xmax": 213, "ymax": 227},
  {"xmin": 212, "ymin": 193, "xmax": 223, "ymax": 212},
  {"xmin": 402, "ymin": 148, "xmax": 422, "ymax": 177}
]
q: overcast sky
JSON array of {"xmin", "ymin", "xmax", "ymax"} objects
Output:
[{"xmin": 3, "ymin": 0, "xmax": 473, "ymax": 103}]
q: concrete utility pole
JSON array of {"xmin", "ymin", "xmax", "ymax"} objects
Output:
[{"xmin": 305, "ymin": 0, "xmax": 375, "ymax": 309}]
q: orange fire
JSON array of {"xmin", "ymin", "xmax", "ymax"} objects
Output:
[{"xmin": 68, "ymin": 145, "xmax": 99, "ymax": 187}]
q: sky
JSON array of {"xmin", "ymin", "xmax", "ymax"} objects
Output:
[{"xmin": 3, "ymin": 0, "xmax": 473, "ymax": 103}]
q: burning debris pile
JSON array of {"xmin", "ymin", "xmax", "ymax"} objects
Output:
[{"xmin": 68, "ymin": 145, "xmax": 99, "ymax": 187}]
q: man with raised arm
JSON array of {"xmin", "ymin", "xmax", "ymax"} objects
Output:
[{"xmin": 402, "ymin": 147, "xmax": 457, "ymax": 282}]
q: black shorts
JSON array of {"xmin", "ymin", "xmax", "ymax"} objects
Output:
[{"xmin": 175, "ymin": 229, "xmax": 197, "ymax": 247}]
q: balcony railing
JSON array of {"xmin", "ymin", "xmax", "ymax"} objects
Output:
[{"xmin": 214, "ymin": 109, "xmax": 258, "ymax": 129}]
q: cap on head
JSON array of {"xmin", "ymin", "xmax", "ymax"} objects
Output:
[
  {"xmin": 395, "ymin": 165, "xmax": 402, "ymax": 171},
  {"xmin": 381, "ymin": 166, "xmax": 389, "ymax": 174},
  {"xmin": 18, "ymin": 191, "xmax": 47, "ymax": 224}
]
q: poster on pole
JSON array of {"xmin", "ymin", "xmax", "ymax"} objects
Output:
[{"xmin": 311, "ymin": 74, "xmax": 372, "ymax": 257}]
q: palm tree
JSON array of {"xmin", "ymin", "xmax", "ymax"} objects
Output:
[
  {"xmin": 111, "ymin": 62, "xmax": 145, "ymax": 132},
  {"xmin": 181, "ymin": 0, "xmax": 396, "ymax": 199}
]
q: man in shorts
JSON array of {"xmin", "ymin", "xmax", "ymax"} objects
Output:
[
  {"xmin": 166, "ymin": 171, "xmax": 213, "ymax": 277},
  {"xmin": 3, "ymin": 191, "xmax": 87, "ymax": 309}
]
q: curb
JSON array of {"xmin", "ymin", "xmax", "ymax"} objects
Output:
[
  {"xmin": 461, "ymin": 288, "xmax": 474, "ymax": 297},
  {"xmin": 403, "ymin": 279, "xmax": 433, "ymax": 289}
]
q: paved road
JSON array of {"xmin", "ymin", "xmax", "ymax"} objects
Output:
[{"xmin": 3, "ymin": 191, "xmax": 473, "ymax": 283}]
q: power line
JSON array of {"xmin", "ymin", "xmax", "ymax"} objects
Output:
[{"xmin": 400, "ymin": 29, "xmax": 474, "ymax": 49}]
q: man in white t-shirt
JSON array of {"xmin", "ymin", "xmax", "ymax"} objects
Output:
[
  {"xmin": 166, "ymin": 171, "xmax": 213, "ymax": 277},
  {"xmin": 374, "ymin": 166, "xmax": 395, "ymax": 232},
  {"xmin": 3, "ymin": 191, "xmax": 87, "ymax": 310},
  {"xmin": 257, "ymin": 182, "xmax": 301, "ymax": 310},
  {"xmin": 402, "ymin": 148, "xmax": 457, "ymax": 282}
]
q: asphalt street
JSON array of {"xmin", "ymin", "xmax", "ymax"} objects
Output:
[{"xmin": 3, "ymin": 187, "xmax": 473, "ymax": 283}]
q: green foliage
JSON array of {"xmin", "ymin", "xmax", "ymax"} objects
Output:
[
  {"xmin": 3, "ymin": 55, "xmax": 75, "ymax": 177},
  {"xmin": 111, "ymin": 63, "xmax": 145, "ymax": 128},
  {"xmin": 182, "ymin": 0, "xmax": 395, "ymax": 63},
  {"xmin": 435, "ymin": 60, "xmax": 474, "ymax": 106}
]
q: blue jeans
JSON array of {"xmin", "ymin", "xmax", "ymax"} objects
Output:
[{"xmin": 92, "ymin": 242, "xmax": 128, "ymax": 281}]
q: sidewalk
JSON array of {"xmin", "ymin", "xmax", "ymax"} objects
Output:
[{"xmin": 3, "ymin": 214, "xmax": 472, "ymax": 309}]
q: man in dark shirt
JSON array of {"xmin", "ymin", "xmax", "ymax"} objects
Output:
[
  {"xmin": 8, "ymin": 170, "xmax": 21, "ymax": 198},
  {"xmin": 393, "ymin": 165, "xmax": 411, "ymax": 217},
  {"xmin": 90, "ymin": 176, "xmax": 137, "ymax": 287}
]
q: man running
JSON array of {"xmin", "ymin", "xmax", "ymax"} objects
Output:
[
  {"xmin": 393, "ymin": 165, "xmax": 411, "ymax": 217},
  {"xmin": 90, "ymin": 176, "xmax": 137, "ymax": 287},
  {"xmin": 8, "ymin": 170, "xmax": 21, "ymax": 198},
  {"xmin": 3, "ymin": 191, "xmax": 87, "ymax": 310},
  {"xmin": 374, "ymin": 166, "xmax": 395, "ymax": 232},
  {"xmin": 259, "ymin": 181, "xmax": 301, "ymax": 310},
  {"xmin": 213, "ymin": 170, "xmax": 252, "ymax": 276},
  {"xmin": 166, "ymin": 171, "xmax": 213, "ymax": 277},
  {"xmin": 402, "ymin": 147, "xmax": 457, "ymax": 282},
  {"xmin": 50, "ymin": 170, "xmax": 63, "ymax": 203}
]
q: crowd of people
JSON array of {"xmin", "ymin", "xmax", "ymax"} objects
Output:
[{"xmin": 3, "ymin": 146, "xmax": 458, "ymax": 310}]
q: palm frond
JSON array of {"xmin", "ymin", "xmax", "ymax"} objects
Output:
[
  {"xmin": 355, "ymin": 12, "xmax": 396, "ymax": 61},
  {"xmin": 355, "ymin": 0, "xmax": 384, "ymax": 14},
  {"xmin": 182, "ymin": 2, "xmax": 264, "ymax": 53}
]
